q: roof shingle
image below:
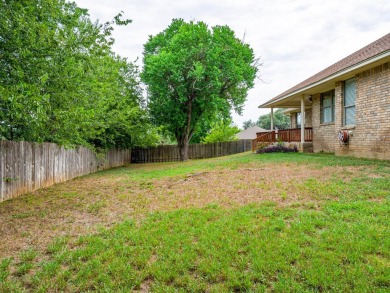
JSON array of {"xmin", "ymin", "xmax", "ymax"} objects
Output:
[{"xmin": 265, "ymin": 33, "xmax": 390, "ymax": 104}]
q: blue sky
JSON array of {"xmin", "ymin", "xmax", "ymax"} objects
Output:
[{"xmin": 75, "ymin": 0, "xmax": 390, "ymax": 128}]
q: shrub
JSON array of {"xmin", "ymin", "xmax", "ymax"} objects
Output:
[
  {"xmin": 255, "ymin": 142, "xmax": 270, "ymax": 152},
  {"xmin": 257, "ymin": 145, "xmax": 298, "ymax": 154}
]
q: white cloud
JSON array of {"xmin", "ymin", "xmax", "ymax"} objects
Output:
[{"xmin": 75, "ymin": 0, "xmax": 390, "ymax": 128}]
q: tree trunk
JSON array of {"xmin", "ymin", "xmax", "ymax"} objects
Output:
[
  {"xmin": 177, "ymin": 98, "xmax": 194, "ymax": 161},
  {"xmin": 178, "ymin": 135, "xmax": 189, "ymax": 161}
]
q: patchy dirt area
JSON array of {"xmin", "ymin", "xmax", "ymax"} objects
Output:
[{"xmin": 0, "ymin": 160, "xmax": 382, "ymax": 260}]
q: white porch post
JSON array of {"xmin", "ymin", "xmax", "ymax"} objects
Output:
[
  {"xmin": 300, "ymin": 95, "xmax": 305, "ymax": 143},
  {"xmin": 270, "ymin": 107, "xmax": 274, "ymax": 131}
]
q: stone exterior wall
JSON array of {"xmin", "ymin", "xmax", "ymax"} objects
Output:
[
  {"xmin": 310, "ymin": 61, "xmax": 389, "ymax": 159},
  {"xmin": 305, "ymin": 108, "xmax": 312, "ymax": 127},
  {"xmin": 334, "ymin": 62, "xmax": 390, "ymax": 160},
  {"xmin": 290, "ymin": 114, "xmax": 297, "ymax": 128}
]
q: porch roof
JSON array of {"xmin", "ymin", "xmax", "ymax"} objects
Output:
[{"xmin": 259, "ymin": 33, "xmax": 390, "ymax": 108}]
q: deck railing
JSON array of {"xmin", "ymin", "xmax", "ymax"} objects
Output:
[
  {"xmin": 251, "ymin": 131, "xmax": 275, "ymax": 152},
  {"xmin": 277, "ymin": 128, "xmax": 313, "ymax": 142},
  {"xmin": 251, "ymin": 128, "xmax": 313, "ymax": 152}
]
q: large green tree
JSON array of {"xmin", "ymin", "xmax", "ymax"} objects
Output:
[
  {"xmin": 0, "ymin": 0, "xmax": 156, "ymax": 149},
  {"xmin": 142, "ymin": 19, "xmax": 258, "ymax": 160}
]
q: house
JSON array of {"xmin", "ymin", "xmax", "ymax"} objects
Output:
[
  {"xmin": 256, "ymin": 33, "xmax": 390, "ymax": 160},
  {"xmin": 236, "ymin": 126, "xmax": 269, "ymax": 140}
]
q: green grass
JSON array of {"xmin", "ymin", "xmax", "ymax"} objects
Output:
[{"xmin": 1, "ymin": 152, "xmax": 389, "ymax": 292}]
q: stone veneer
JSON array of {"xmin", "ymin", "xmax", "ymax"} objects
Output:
[
  {"xmin": 311, "ymin": 61, "xmax": 389, "ymax": 160},
  {"xmin": 290, "ymin": 113, "xmax": 297, "ymax": 128},
  {"xmin": 290, "ymin": 109, "xmax": 312, "ymax": 128},
  {"xmin": 304, "ymin": 108, "xmax": 312, "ymax": 128}
]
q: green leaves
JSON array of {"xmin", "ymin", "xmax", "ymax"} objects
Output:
[
  {"xmin": 202, "ymin": 119, "xmax": 239, "ymax": 144},
  {"xmin": 258, "ymin": 108, "xmax": 290, "ymax": 130},
  {"xmin": 142, "ymin": 19, "xmax": 258, "ymax": 159},
  {"xmin": 0, "ymin": 0, "xmax": 157, "ymax": 149}
]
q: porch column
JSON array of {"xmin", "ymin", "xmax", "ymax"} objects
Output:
[
  {"xmin": 300, "ymin": 95, "xmax": 305, "ymax": 143},
  {"xmin": 270, "ymin": 107, "xmax": 274, "ymax": 131}
]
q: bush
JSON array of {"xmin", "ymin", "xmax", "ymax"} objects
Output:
[
  {"xmin": 256, "ymin": 145, "xmax": 298, "ymax": 154},
  {"xmin": 255, "ymin": 142, "xmax": 270, "ymax": 152}
]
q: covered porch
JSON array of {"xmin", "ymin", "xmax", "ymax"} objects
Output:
[
  {"xmin": 251, "ymin": 127, "xmax": 313, "ymax": 152},
  {"xmin": 253, "ymin": 94, "xmax": 314, "ymax": 153}
]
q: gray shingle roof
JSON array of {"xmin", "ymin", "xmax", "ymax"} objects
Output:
[
  {"xmin": 261, "ymin": 33, "xmax": 390, "ymax": 106},
  {"xmin": 236, "ymin": 126, "xmax": 269, "ymax": 139}
]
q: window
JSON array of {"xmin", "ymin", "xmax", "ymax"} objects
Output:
[
  {"xmin": 321, "ymin": 90, "xmax": 335, "ymax": 123},
  {"xmin": 344, "ymin": 78, "xmax": 356, "ymax": 125},
  {"xmin": 296, "ymin": 112, "xmax": 301, "ymax": 128}
]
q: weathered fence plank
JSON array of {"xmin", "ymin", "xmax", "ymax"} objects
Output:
[
  {"xmin": 131, "ymin": 140, "xmax": 252, "ymax": 163},
  {"xmin": 0, "ymin": 141, "xmax": 131, "ymax": 202}
]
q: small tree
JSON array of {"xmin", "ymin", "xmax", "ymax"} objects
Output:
[
  {"xmin": 202, "ymin": 120, "xmax": 239, "ymax": 144},
  {"xmin": 142, "ymin": 19, "xmax": 258, "ymax": 160}
]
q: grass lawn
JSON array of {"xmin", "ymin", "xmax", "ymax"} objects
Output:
[{"xmin": 0, "ymin": 152, "xmax": 389, "ymax": 292}]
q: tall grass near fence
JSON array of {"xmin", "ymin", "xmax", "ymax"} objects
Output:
[{"xmin": 0, "ymin": 141, "xmax": 131, "ymax": 202}]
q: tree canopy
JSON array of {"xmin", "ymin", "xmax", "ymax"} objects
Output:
[
  {"xmin": 0, "ymin": 0, "xmax": 157, "ymax": 149},
  {"xmin": 242, "ymin": 119, "xmax": 257, "ymax": 130},
  {"xmin": 142, "ymin": 19, "xmax": 258, "ymax": 160},
  {"xmin": 257, "ymin": 109, "xmax": 290, "ymax": 130}
]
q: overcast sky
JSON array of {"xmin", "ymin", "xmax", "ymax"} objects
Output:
[{"xmin": 74, "ymin": 0, "xmax": 389, "ymax": 128}]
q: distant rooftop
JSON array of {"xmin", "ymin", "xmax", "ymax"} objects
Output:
[{"xmin": 236, "ymin": 126, "xmax": 269, "ymax": 140}]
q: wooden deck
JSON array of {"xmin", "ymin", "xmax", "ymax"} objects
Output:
[
  {"xmin": 251, "ymin": 128, "xmax": 313, "ymax": 152},
  {"xmin": 277, "ymin": 128, "xmax": 313, "ymax": 143}
]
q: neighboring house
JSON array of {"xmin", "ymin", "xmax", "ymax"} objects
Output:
[
  {"xmin": 236, "ymin": 126, "xmax": 268, "ymax": 140},
  {"xmin": 257, "ymin": 33, "xmax": 390, "ymax": 160}
]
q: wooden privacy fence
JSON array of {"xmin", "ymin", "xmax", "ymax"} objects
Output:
[
  {"xmin": 0, "ymin": 141, "xmax": 131, "ymax": 202},
  {"xmin": 131, "ymin": 140, "xmax": 252, "ymax": 163},
  {"xmin": 0, "ymin": 140, "xmax": 251, "ymax": 202}
]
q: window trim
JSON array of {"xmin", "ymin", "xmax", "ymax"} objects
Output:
[
  {"xmin": 344, "ymin": 78, "xmax": 356, "ymax": 126},
  {"xmin": 320, "ymin": 89, "xmax": 335, "ymax": 124}
]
